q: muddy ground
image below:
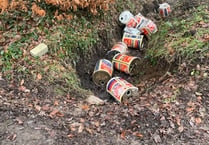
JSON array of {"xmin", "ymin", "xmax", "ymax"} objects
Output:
[{"xmin": 1, "ymin": 0, "xmax": 209, "ymax": 145}]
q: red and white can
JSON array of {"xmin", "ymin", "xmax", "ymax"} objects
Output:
[
  {"xmin": 106, "ymin": 77, "xmax": 138, "ymax": 103},
  {"xmin": 159, "ymin": 3, "xmax": 170, "ymax": 18},
  {"xmin": 112, "ymin": 54, "xmax": 141, "ymax": 75},
  {"xmin": 92, "ymin": 59, "xmax": 113, "ymax": 87},
  {"xmin": 122, "ymin": 32, "xmax": 144, "ymax": 49}
]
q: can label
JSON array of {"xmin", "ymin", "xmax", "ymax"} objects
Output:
[
  {"xmin": 126, "ymin": 17, "xmax": 138, "ymax": 28},
  {"xmin": 111, "ymin": 42, "xmax": 127, "ymax": 54},
  {"xmin": 106, "ymin": 77, "xmax": 138, "ymax": 103},
  {"xmin": 122, "ymin": 32, "xmax": 143, "ymax": 49},
  {"xmin": 95, "ymin": 59, "xmax": 113, "ymax": 75},
  {"xmin": 113, "ymin": 54, "xmax": 138, "ymax": 74}
]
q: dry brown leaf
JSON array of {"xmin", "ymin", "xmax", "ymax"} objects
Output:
[
  {"xmin": 178, "ymin": 125, "xmax": 184, "ymax": 132},
  {"xmin": 136, "ymin": 133, "xmax": 143, "ymax": 138},
  {"xmin": 195, "ymin": 117, "xmax": 202, "ymax": 124},
  {"xmin": 42, "ymin": 105, "xmax": 49, "ymax": 111},
  {"xmin": 85, "ymin": 128, "xmax": 93, "ymax": 134},
  {"xmin": 67, "ymin": 134, "xmax": 74, "ymax": 138},
  {"xmin": 54, "ymin": 100, "xmax": 59, "ymax": 106},
  {"xmin": 78, "ymin": 124, "xmax": 84, "ymax": 133},
  {"xmin": 37, "ymin": 73, "xmax": 42, "ymax": 81},
  {"xmin": 20, "ymin": 79, "xmax": 24, "ymax": 85},
  {"xmin": 95, "ymin": 121, "xmax": 100, "ymax": 127},
  {"xmin": 56, "ymin": 112, "xmax": 64, "ymax": 117},
  {"xmin": 35, "ymin": 105, "xmax": 41, "ymax": 111},
  {"xmin": 121, "ymin": 130, "xmax": 126, "ymax": 139},
  {"xmin": 82, "ymin": 105, "xmax": 89, "ymax": 110},
  {"xmin": 49, "ymin": 109, "xmax": 59, "ymax": 117}
]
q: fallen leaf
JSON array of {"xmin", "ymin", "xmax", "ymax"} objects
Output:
[
  {"xmin": 186, "ymin": 107, "xmax": 195, "ymax": 112},
  {"xmin": 176, "ymin": 118, "xmax": 181, "ymax": 126},
  {"xmin": 56, "ymin": 112, "xmax": 64, "ymax": 117},
  {"xmin": 54, "ymin": 100, "xmax": 59, "ymax": 106},
  {"xmin": 70, "ymin": 127, "xmax": 76, "ymax": 131},
  {"xmin": 195, "ymin": 117, "xmax": 202, "ymax": 124},
  {"xmin": 42, "ymin": 105, "xmax": 49, "ymax": 111},
  {"xmin": 95, "ymin": 121, "xmax": 100, "ymax": 127},
  {"xmin": 20, "ymin": 79, "xmax": 24, "ymax": 85},
  {"xmin": 85, "ymin": 128, "xmax": 93, "ymax": 134},
  {"xmin": 121, "ymin": 130, "xmax": 126, "ymax": 139},
  {"xmin": 178, "ymin": 125, "xmax": 184, "ymax": 132},
  {"xmin": 78, "ymin": 124, "xmax": 84, "ymax": 133},
  {"xmin": 67, "ymin": 134, "xmax": 74, "ymax": 138},
  {"xmin": 82, "ymin": 105, "xmax": 89, "ymax": 110},
  {"xmin": 136, "ymin": 133, "xmax": 143, "ymax": 138},
  {"xmin": 35, "ymin": 105, "xmax": 41, "ymax": 111},
  {"xmin": 49, "ymin": 109, "xmax": 59, "ymax": 117},
  {"xmin": 37, "ymin": 73, "xmax": 42, "ymax": 81}
]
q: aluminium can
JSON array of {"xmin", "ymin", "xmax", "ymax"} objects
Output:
[
  {"xmin": 122, "ymin": 32, "xmax": 144, "ymax": 49},
  {"xmin": 106, "ymin": 77, "xmax": 138, "ymax": 103},
  {"xmin": 112, "ymin": 54, "xmax": 141, "ymax": 75},
  {"xmin": 119, "ymin": 10, "xmax": 138, "ymax": 28},
  {"xmin": 159, "ymin": 3, "xmax": 170, "ymax": 18},
  {"xmin": 92, "ymin": 59, "xmax": 113, "ymax": 87}
]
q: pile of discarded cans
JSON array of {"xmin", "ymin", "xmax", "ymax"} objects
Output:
[{"xmin": 92, "ymin": 3, "xmax": 170, "ymax": 103}]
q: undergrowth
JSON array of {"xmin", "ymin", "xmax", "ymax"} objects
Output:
[{"xmin": 147, "ymin": 5, "xmax": 209, "ymax": 64}]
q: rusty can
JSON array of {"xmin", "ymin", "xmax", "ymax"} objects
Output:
[
  {"xmin": 106, "ymin": 77, "xmax": 138, "ymax": 103},
  {"xmin": 159, "ymin": 3, "xmax": 170, "ymax": 18},
  {"xmin": 119, "ymin": 10, "xmax": 138, "ymax": 28},
  {"xmin": 135, "ymin": 13, "xmax": 147, "ymax": 29},
  {"xmin": 112, "ymin": 54, "xmax": 141, "ymax": 75},
  {"xmin": 92, "ymin": 59, "xmax": 113, "ymax": 86},
  {"xmin": 122, "ymin": 32, "xmax": 144, "ymax": 49},
  {"xmin": 139, "ymin": 19, "xmax": 158, "ymax": 36}
]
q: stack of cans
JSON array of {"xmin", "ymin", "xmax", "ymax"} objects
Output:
[
  {"xmin": 92, "ymin": 4, "xmax": 171, "ymax": 104},
  {"xmin": 119, "ymin": 10, "xmax": 158, "ymax": 39}
]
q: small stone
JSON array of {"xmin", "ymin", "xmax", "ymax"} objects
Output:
[
  {"xmin": 86, "ymin": 95, "xmax": 104, "ymax": 105},
  {"xmin": 30, "ymin": 43, "xmax": 48, "ymax": 57}
]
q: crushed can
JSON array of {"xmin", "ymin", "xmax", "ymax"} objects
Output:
[
  {"xmin": 135, "ymin": 13, "xmax": 147, "ymax": 29},
  {"xmin": 112, "ymin": 54, "xmax": 141, "ymax": 75},
  {"xmin": 122, "ymin": 32, "xmax": 144, "ymax": 49},
  {"xmin": 159, "ymin": 3, "xmax": 170, "ymax": 18},
  {"xmin": 119, "ymin": 10, "xmax": 138, "ymax": 28},
  {"xmin": 92, "ymin": 59, "xmax": 113, "ymax": 87},
  {"xmin": 106, "ymin": 77, "xmax": 138, "ymax": 103},
  {"xmin": 139, "ymin": 19, "xmax": 158, "ymax": 37}
]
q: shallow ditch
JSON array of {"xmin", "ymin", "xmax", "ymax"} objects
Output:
[{"xmin": 76, "ymin": 28, "xmax": 173, "ymax": 101}]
